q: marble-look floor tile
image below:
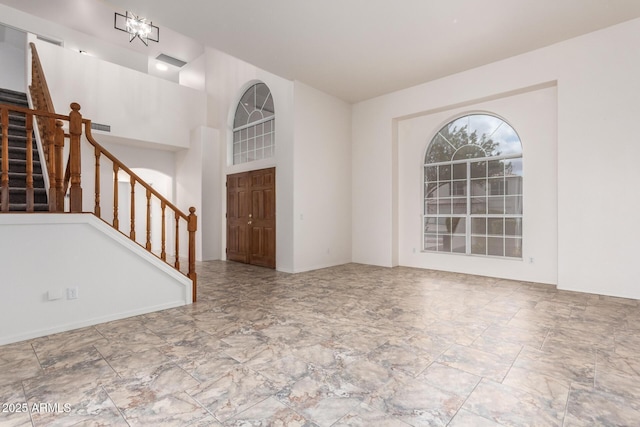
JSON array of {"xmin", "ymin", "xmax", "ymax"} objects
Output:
[
  {"xmin": 448, "ymin": 409, "xmax": 503, "ymax": 427},
  {"xmin": 333, "ymin": 402, "xmax": 410, "ymax": 426},
  {"xmin": 501, "ymin": 366, "xmax": 569, "ymax": 413},
  {"xmin": 483, "ymin": 323, "xmax": 549, "ymax": 349},
  {"xmin": 0, "ymin": 382, "xmax": 31, "ymax": 427},
  {"xmin": 220, "ymin": 333, "xmax": 271, "ymax": 363},
  {"xmin": 368, "ymin": 373, "xmax": 465, "ymax": 426},
  {"xmin": 419, "ymin": 362, "xmax": 481, "ymax": 396},
  {"xmin": 513, "ymin": 345, "xmax": 595, "ymax": 385},
  {"xmin": 176, "ymin": 353, "xmax": 240, "ymax": 384},
  {"xmin": 106, "ymin": 347, "xmax": 172, "ymax": 378},
  {"xmin": 462, "ymin": 379, "xmax": 564, "ymax": 426},
  {"xmin": 0, "ymin": 341, "xmax": 38, "ymax": 365},
  {"xmin": 22, "ymin": 358, "xmax": 117, "ymax": 406},
  {"xmin": 188, "ymin": 366, "xmax": 279, "ymax": 422},
  {"xmin": 593, "ymin": 368, "xmax": 640, "ymax": 411},
  {"xmin": 29, "ymin": 386, "xmax": 128, "ymax": 427},
  {"xmin": 0, "ymin": 357, "xmax": 42, "ymax": 386},
  {"xmin": 105, "ymin": 363, "xmax": 200, "ymax": 410},
  {"xmin": 120, "ymin": 391, "xmax": 209, "ymax": 426},
  {"xmin": 2, "ymin": 260, "xmax": 640, "ymax": 426},
  {"xmin": 276, "ymin": 367, "xmax": 366, "ymax": 426},
  {"xmin": 437, "ymin": 344, "xmax": 513, "ymax": 382},
  {"xmin": 226, "ymin": 396, "xmax": 314, "ymax": 426},
  {"xmin": 366, "ymin": 336, "xmax": 444, "ymax": 377},
  {"xmin": 564, "ymin": 383, "xmax": 640, "ymax": 426},
  {"xmin": 247, "ymin": 354, "xmax": 311, "ymax": 389}
]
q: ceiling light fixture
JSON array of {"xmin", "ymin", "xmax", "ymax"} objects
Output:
[{"xmin": 114, "ymin": 11, "xmax": 159, "ymax": 46}]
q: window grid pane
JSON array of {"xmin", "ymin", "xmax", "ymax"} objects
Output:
[
  {"xmin": 232, "ymin": 82, "xmax": 275, "ymax": 165},
  {"xmin": 423, "ymin": 114, "xmax": 522, "ymax": 259},
  {"xmin": 233, "ymin": 118, "xmax": 275, "ymax": 165}
]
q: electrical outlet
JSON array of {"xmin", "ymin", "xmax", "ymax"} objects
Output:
[{"xmin": 67, "ymin": 287, "xmax": 78, "ymax": 300}]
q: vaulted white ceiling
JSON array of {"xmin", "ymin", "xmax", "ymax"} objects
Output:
[{"xmin": 3, "ymin": 0, "xmax": 640, "ymax": 102}]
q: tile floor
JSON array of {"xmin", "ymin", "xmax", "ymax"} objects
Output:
[{"xmin": 1, "ymin": 261, "xmax": 640, "ymax": 426}]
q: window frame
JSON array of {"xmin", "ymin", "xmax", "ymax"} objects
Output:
[
  {"xmin": 232, "ymin": 83, "xmax": 275, "ymax": 165},
  {"xmin": 423, "ymin": 114, "xmax": 523, "ymax": 259}
]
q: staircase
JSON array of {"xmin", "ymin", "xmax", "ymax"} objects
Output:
[{"xmin": 0, "ymin": 88, "xmax": 48, "ymax": 211}]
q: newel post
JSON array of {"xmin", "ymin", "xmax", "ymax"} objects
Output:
[
  {"xmin": 188, "ymin": 207, "xmax": 198, "ymax": 302},
  {"xmin": 69, "ymin": 103, "xmax": 83, "ymax": 212}
]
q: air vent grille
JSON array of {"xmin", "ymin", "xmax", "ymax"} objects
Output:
[
  {"xmin": 37, "ymin": 35, "xmax": 63, "ymax": 46},
  {"xmin": 91, "ymin": 122, "xmax": 111, "ymax": 132},
  {"xmin": 156, "ymin": 54, "xmax": 187, "ymax": 68}
]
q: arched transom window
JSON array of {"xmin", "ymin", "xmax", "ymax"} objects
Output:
[
  {"xmin": 424, "ymin": 114, "xmax": 523, "ymax": 258},
  {"xmin": 232, "ymin": 83, "xmax": 275, "ymax": 165}
]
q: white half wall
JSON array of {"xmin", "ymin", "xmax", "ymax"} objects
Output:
[
  {"xmin": 0, "ymin": 214, "xmax": 192, "ymax": 345},
  {"xmin": 353, "ymin": 17, "xmax": 640, "ymax": 299},
  {"xmin": 293, "ymin": 81, "xmax": 352, "ymax": 272},
  {"xmin": 34, "ymin": 40, "xmax": 207, "ymax": 150}
]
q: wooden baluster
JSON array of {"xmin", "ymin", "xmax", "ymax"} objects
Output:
[
  {"xmin": 161, "ymin": 201, "xmax": 166, "ymax": 261},
  {"xmin": 113, "ymin": 164, "xmax": 119, "ymax": 229},
  {"xmin": 175, "ymin": 212, "xmax": 180, "ymax": 270},
  {"xmin": 1, "ymin": 108, "xmax": 8, "ymax": 212},
  {"xmin": 68, "ymin": 103, "xmax": 83, "ymax": 212},
  {"xmin": 145, "ymin": 189, "xmax": 152, "ymax": 250},
  {"xmin": 54, "ymin": 121, "xmax": 64, "ymax": 212},
  {"xmin": 188, "ymin": 207, "xmax": 198, "ymax": 303},
  {"xmin": 94, "ymin": 146, "xmax": 101, "ymax": 217},
  {"xmin": 25, "ymin": 114, "xmax": 34, "ymax": 212},
  {"xmin": 130, "ymin": 176, "xmax": 136, "ymax": 240},
  {"xmin": 46, "ymin": 117, "xmax": 56, "ymax": 212}
]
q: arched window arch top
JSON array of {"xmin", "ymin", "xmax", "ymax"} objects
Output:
[
  {"xmin": 232, "ymin": 83, "xmax": 275, "ymax": 165},
  {"xmin": 425, "ymin": 114, "xmax": 521, "ymax": 164},
  {"xmin": 233, "ymin": 83, "xmax": 274, "ymax": 128}
]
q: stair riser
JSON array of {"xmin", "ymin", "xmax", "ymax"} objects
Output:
[
  {"xmin": 1, "ymin": 162, "xmax": 44, "ymax": 174},
  {"xmin": 8, "ymin": 191, "xmax": 48, "ymax": 205}
]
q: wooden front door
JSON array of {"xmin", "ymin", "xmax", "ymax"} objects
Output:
[{"xmin": 226, "ymin": 167, "xmax": 276, "ymax": 268}]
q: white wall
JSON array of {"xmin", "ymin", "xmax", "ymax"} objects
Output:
[
  {"xmin": 0, "ymin": 3, "xmax": 148, "ymax": 74},
  {"xmin": 176, "ymin": 126, "xmax": 221, "ymax": 261},
  {"xmin": 0, "ymin": 214, "xmax": 192, "ymax": 345},
  {"xmin": 0, "ymin": 24, "xmax": 26, "ymax": 92},
  {"xmin": 293, "ymin": 81, "xmax": 352, "ymax": 272},
  {"xmin": 205, "ymin": 47, "xmax": 296, "ymax": 272},
  {"xmin": 35, "ymin": 40, "xmax": 207, "ymax": 150},
  {"xmin": 353, "ymin": 17, "xmax": 640, "ymax": 299}
]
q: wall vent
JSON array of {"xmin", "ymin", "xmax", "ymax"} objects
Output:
[
  {"xmin": 91, "ymin": 122, "xmax": 111, "ymax": 132},
  {"xmin": 36, "ymin": 35, "xmax": 63, "ymax": 46},
  {"xmin": 156, "ymin": 53, "xmax": 187, "ymax": 68}
]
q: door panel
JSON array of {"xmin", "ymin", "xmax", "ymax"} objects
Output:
[
  {"xmin": 226, "ymin": 167, "xmax": 276, "ymax": 268},
  {"xmin": 226, "ymin": 173, "xmax": 249, "ymax": 263}
]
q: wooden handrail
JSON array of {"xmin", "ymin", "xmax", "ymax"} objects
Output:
[
  {"xmin": 29, "ymin": 42, "xmax": 55, "ymax": 115},
  {"xmin": 9, "ymin": 42, "xmax": 199, "ymax": 301},
  {"xmin": 0, "ymin": 101, "xmax": 198, "ymax": 302},
  {"xmin": 83, "ymin": 119, "xmax": 198, "ymax": 301}
]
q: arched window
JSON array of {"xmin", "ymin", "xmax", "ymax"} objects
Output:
[
  {"xmin": 424, "ymin": 114, "xmax": 523, "ymax": 258},
  {"xmin": 232, "ymin": 83, "xmax": 275, "ymax": 165}
]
